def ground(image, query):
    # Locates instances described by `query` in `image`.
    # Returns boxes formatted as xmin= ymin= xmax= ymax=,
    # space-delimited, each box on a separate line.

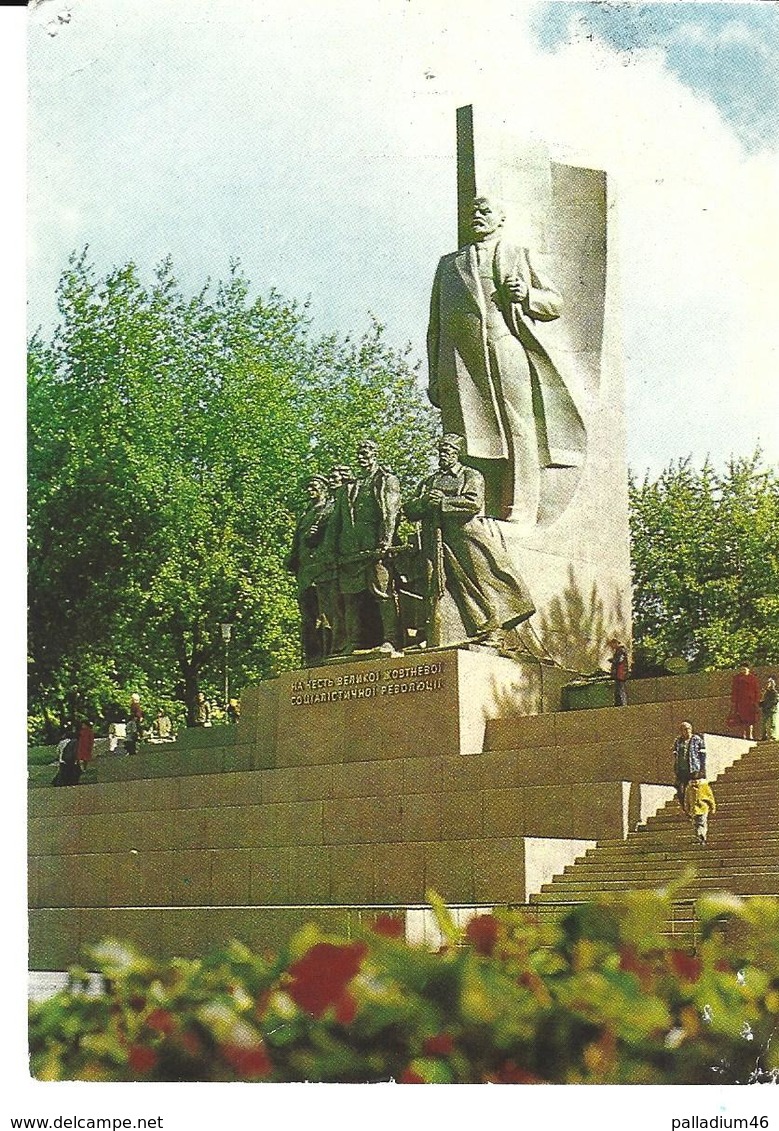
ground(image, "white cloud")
xmin=672 ymin=22 xmax=707 ymax=44
xmin=671 ymin=16 xmax=761 ymax=50
xmin=390 ymin=19 xmax=779 ymax=469
xmin=719 ymin=19 xmax=757 ymax=46
xmin=26 ymin=0 xmax=779 ymax=473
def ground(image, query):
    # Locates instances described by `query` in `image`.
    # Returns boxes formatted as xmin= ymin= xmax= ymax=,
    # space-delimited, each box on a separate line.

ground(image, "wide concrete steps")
xmin=28 ymin=669 xmax=776 ymax=969
xmin=531 ymin=740 xmax=778 ymax=906
xmin=532 ymin=879 xmax=779 ymax=902
xmin=589 ymin=828 xmax=779 ymax=856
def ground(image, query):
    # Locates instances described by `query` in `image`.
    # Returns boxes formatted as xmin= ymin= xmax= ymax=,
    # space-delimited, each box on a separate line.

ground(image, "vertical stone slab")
xmin=239 ymin=679 xmax=279 ymax=769
xmin=456 ymin=650 xmax=541 ymax=754
xmin=454 ymin=104 xmax=631 ymax=675
xmin=456 ymin=104 xmax=552 ymax=251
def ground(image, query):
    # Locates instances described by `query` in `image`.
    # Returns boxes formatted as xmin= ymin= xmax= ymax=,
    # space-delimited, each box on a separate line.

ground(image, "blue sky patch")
xmin=532 ymin=2 xmax=779 ymax=151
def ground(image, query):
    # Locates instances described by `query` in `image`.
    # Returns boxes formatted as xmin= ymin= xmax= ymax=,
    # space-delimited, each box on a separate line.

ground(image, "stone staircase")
xmin=529 ymin=740 xmax=779 ymax=917
xmin=28 ymin=665 xmax=776 ymax=967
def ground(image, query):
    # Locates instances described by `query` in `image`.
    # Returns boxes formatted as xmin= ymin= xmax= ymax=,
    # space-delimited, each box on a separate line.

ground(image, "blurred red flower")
xmin=128 ymin=1045 xmax=157 ymax=1074
xmin=465 ymin=914 xmax=498 ymax=956
xmin=221 ymin=1041 xmax=272 ymax=1079
xmin=669 ymin=950 xmax=702 ymax=982
xmin=334 ymin=992 xmax=358 ymax=1025
xmin=618 ymin=945 xmax=655 ymax=989
xmin=495 ymin=1059 xmax=543 ymax=1084
xmin=422 ymin=1033 xmax=455 ymax=1056
xmin=287 ymin=941 xmax=367 ymax=1018
xmin=399 ymin=1067 xmax=425 ymax=1083
xmin=178 ymin=1030 xmax=204 ymax=1058
xmin=145 ymin=1008 xmax=176 ymax=1035
xmin=372 ymin=914 xmax=405 ymax=939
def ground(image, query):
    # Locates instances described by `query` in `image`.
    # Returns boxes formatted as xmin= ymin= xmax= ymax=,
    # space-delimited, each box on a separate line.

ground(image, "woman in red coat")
xmin=730 ymin=664 xmax=761 ymax=740
xmin=76 ymin=720 xmax=95 ymax=771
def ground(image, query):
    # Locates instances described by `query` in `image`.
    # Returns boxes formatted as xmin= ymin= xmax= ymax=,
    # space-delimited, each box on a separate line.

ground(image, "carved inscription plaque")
xmin=290 ymin=661 xmax=445 ymax=706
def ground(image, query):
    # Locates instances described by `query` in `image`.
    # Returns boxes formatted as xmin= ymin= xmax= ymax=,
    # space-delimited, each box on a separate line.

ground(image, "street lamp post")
xmin=220 ymin=623 xmax=233 ymax=717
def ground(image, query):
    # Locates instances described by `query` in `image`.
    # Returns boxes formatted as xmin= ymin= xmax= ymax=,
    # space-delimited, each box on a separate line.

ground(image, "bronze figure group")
xmin=286 ymin=193 xmax=594 ymax=664
xmin=287 ymin=434 xmax=536 ymax=665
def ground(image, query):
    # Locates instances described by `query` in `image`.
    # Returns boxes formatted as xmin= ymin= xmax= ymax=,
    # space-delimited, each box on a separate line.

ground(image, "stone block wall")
xmin=28 ymin=667 xmax=762 ymax=967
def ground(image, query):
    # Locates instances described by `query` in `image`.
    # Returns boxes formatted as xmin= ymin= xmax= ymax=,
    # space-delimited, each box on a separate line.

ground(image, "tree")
xmin=629 ymin=453 xmax=779 ymax=672
xmin=28 ymin=254 xmax=437 ymax=737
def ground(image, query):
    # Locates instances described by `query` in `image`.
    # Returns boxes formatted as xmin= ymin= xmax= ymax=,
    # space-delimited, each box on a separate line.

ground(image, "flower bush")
xmin=29 ymin=889 xmax=779 ymax=1084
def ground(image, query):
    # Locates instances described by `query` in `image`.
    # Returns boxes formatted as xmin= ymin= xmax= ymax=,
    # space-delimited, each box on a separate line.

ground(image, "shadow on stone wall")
xmin=511 ymin=563 xmax=628 ymax=678
xmin=485 ymin=665 xmax=545 ymax=720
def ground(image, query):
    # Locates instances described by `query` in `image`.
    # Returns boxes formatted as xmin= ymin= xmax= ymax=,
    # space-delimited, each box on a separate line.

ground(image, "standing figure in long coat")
xmin=427 ymin=194 xmax=586 ymax=525
xmin=729 ymin=663 xmax=761 ymax=740
xmin=286 ymin=474 xmax=330 ymax=666
xmin=405 ymin=434 xmax=535 ymax=648
xmin=316 ymin=464 xmax=353 ymax=658
xmin=331 ymin=440 xmax=401 ymax=653
xmin=76 ymin=720 xmax=95 ymax=771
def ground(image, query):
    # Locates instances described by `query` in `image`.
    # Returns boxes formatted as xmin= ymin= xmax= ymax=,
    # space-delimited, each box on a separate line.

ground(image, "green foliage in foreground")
xmin=630 ymin=454 xmax=779 ymax=673
xmin=29 ymin=889 xmax=779 ymax=1084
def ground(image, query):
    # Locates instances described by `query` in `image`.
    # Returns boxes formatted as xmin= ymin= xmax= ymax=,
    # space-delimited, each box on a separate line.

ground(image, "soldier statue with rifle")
xmin=330 ymin=439 xmax=402 ymax=654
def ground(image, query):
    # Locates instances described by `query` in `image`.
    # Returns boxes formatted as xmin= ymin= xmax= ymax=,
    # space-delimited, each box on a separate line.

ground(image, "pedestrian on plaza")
xmin=607 ymin=637 xmax=629 ymax=707
xmin=125 ymin=715 xmax=139 ymax=756
xmin=196 ymin=692 xmax=212 ymax=727
xmin=76 ymin=720 xmax=95 ymax=771
xmin=125 ymin=692 xmax=145 ymax=754
xmin=226 ymin=698 xmax=241 ymax=725
xmin=672 ymin=720 xmax=716 ymax=845
xmin=759 ymin=677 xmax=778 ymax=742
xmin=53 ymin=730 xmax=81 ymax=786
xmin=129 ymin=692 xmax=144 ymax=730
xmin=154 ymin=710 xmax=174 ymax=741
xmin=728 ymin=663 xmax=761 ymax=740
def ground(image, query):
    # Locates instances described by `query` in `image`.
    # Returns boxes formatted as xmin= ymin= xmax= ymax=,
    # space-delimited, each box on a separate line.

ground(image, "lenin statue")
xmin=427 ymin=194 xmax=586 ymax=526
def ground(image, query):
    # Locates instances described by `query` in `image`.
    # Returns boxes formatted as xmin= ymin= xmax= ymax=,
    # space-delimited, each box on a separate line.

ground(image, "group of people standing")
xmin=287 ymin=435 xmax=535 ymax=666
xmin=607 ymin=648 xmax=778 ymax=745
xmin=52 ymin=689 xmax=244 ymax=784
xmin=286 ymin=440 xmax=399 ymax=664
xmin=52 ymin=719 xmax=95 ymax=786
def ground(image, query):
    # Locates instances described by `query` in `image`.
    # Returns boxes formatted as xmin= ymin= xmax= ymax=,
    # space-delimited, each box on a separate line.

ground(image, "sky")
xmin=25 ymin=0 xmax=779 ymax=478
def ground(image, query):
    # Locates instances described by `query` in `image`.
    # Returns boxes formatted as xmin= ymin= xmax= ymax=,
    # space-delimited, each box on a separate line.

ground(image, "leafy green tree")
xmin=28 ymin=254 xmax=436 ymax=737
xmin=629 ymin=453 xmax=779 ymax=672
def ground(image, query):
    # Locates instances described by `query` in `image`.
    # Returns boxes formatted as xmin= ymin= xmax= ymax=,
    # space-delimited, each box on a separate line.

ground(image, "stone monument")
xmin=285 ymin=473 xmax=331 ymax=667
xmin=428 ymin=195 xmax=585 ymax=527
xmin=330 ymin=438 xmax=402 ymax=654
xmin=404 ymin=433 xmax=535 ymax=648
xmin=424 ymin=105 xmax=631 ymax=674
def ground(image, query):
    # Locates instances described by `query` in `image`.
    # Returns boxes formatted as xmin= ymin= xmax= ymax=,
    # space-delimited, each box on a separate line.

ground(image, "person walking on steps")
xmin=673 ymin=719 xmax=716 ymax=845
